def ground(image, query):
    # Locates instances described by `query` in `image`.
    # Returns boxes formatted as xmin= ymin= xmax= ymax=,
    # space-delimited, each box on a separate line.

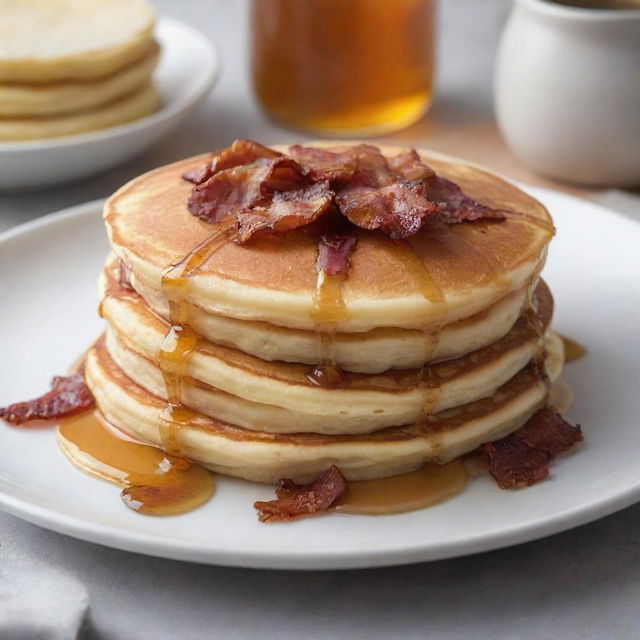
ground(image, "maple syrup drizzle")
xmin=382 ymin=238 xmax=448 ymax=419
xmin=307 ymin=267 xmax=350 ymax=386
xmin=57 ymin=411 xmax=214 ymax=515
xmin=159 ymin=218 xmax=237 ymax=456
xmin=560 ymin=335 xmax=587 ymax=362
xmin=335 ymin=460 xmax=467 ymax=515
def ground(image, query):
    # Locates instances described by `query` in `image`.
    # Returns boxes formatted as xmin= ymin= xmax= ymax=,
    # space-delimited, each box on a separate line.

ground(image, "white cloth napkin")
xmin=0 ymin=547 xmax=89 ymax=640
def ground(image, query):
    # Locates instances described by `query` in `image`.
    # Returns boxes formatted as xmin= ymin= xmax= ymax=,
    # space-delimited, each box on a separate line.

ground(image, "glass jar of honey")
xmin=250 ymin=0 xmax=435 ymax=136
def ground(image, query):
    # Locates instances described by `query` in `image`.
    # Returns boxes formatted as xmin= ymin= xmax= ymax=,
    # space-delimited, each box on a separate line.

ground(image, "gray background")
xmin=2 ymin=1 xmax=639 ymax=638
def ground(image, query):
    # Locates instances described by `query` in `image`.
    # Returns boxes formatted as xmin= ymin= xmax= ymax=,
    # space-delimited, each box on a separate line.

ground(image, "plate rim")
xmin=1 ymin=192 xmax=639 ymax=570
xmin=0 ymin=17 xmax=220 ymax=152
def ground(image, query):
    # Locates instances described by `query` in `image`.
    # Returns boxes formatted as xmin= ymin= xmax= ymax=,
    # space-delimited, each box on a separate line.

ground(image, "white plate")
xmin=0 ymin=19 xmax=219 ymax=191
xmin=0 ymin=189 xmax=638 ymax=570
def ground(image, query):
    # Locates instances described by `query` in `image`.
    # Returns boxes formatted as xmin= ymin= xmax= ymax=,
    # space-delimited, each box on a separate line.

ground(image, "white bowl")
xmin=0 ymin=18 xmax=219 ymax=191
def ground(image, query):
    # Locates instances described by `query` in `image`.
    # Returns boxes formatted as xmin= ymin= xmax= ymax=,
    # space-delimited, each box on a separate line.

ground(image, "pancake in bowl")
xmin=0 ymin=0 xmax=156 ymax=82
xmin=0 ymin=82 xmax=160 ymax=141
xmin=0 ymin=41 xmax=160 ymax=117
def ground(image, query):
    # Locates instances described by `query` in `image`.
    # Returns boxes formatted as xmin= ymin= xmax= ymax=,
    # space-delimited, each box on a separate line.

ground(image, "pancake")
xmin=101 ymin=264 xmax=554 ymax=433
xmin=0 ymin=0 xmax=155 ymax=82
xmin=0 ymin=41 xmax=160 ymax=117
xmin=0 ymin=82 xmax=160 ymax=141
xmin=84 ymin=332 xmax=564 ymax=483
xmin=105 ymin=256 xmax=530 ymax=373
xmin=104 ymin=144 xmax=554 ymax=332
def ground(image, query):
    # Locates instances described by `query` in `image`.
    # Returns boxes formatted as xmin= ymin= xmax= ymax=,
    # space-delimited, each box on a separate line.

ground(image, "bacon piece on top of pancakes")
xmin=237 ymin=180 xmax=334 ymax=243
xmin=0 ymin=374 xmax=94 ymax=426
xmin=184 ymin=139 xmax=507 ymax=242
xmin=182 ymin=139 xmax=281 ymax=185
xmin=294 ymin=143 xmax=441 ymax=239
xmin=254 ymin=466 xmax=348 ymax=522
xmin=335 ymin=180 xmax=439 ymax=239
xmin=482 ymin=408 xmax=583 ymax=489
xmin=288 ymin=144 xmax=357 ymax=184
xmin=388 ymin=148 xmax=436 ymax=181
xmin=317 ymin=234 xmax=358 ymax=276
xmin=424 ymin=174 xmax=506 ymax=224
xmin=188 ymin=156 xmax=308 ymax=225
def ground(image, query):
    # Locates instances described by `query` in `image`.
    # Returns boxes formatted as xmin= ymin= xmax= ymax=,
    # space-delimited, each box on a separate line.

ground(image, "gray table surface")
xmin=2 ymin=1 xmax=639 ymax=638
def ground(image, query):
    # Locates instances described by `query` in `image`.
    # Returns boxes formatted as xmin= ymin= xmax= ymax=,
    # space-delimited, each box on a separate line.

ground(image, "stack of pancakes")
xmin=0 ymin=0 xmax=160 ymax=141
xmin=86 ymin=144 xmax=561 ymax=484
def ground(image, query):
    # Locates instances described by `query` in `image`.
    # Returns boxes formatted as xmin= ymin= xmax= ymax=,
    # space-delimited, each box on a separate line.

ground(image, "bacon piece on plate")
xmin=424 ymin=174 xmax=506 ymax=224
xmin=317 ymin=234 xmax=358 ymax=275
xmin=254 ymin=466 xmax=348 ymax=522
xmin=336 ymin=181 xmax=439 ymax=239
xmin=183 ymin=140 xmax=281 ymax=185
xmin=482 ymin=408 xmax=583 ymax=489
xmin=236 ymin=180 xmax=333 ymax=243
xmin=0 ymin=374 xmax=94 ymax=426
xmin=515 ymin=407 xmax=584 ymax=455
xmin=482 ymin=438 xmax=552 ymax=489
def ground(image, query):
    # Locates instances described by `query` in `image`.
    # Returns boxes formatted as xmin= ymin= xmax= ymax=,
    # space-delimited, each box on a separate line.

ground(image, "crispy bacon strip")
xmin=483 ymin=439 xmax=552 ymax=489
xmin=516 ymin=407 xmax=584 ymax=455
xmin=336 ymin=181 xmax=439 ymax=239
xmin=236 ymin=181 xmax=333 ymax=243
xmin=188 ymin=156 xmax=313 ymax=232
xmin=182 ymin=162 xmax=215 ymax=186
xmin=327 ymin=146 xmax=439 ymax=239
xmin=259 ymin=156 xmax=309 ymax=192
xmin=317 ymin=234 xmax=358 ymax=275
xmin=482 ymin=408 xmax=583 ymax=489
xmin=183 ymin=140 xmax=281 ymax=185
xmin=187 ymin=162 xmax=266 ymax=223
xmin=288 ymin=145 xmax=356 ymax=184
xmin=424 ymin=174 xmax=506 ymax=224
xmin=389 ymin=149 xmax=435 ymax=181
xmin=254 ymin=466 xmax=348 ymax=522
xmin=0 ymin=374 xmax=94 ymax=426
xmin=185 ymin=139 xmax=512 ymax=240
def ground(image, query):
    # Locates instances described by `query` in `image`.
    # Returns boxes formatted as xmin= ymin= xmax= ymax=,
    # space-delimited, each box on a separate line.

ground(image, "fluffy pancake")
xmin=0 ymin=82 xmax=160 ymax=141
xmin=85 ymin=332 xmax=564 ymax=483
xmin=0 ymin=0 xmax=155 ymax=82
xmin=101 ymin=261 xmax=554 ymax=433
xmin=0 ymin=41 xmax=160 ymax=117
xmin=101 ymin=253 xmax=529 ymax=373
xmin=104 ymin=144 xmax=554 ymax=332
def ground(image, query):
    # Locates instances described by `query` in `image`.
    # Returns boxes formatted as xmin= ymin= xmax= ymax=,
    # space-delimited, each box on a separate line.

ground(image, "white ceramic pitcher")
xmin=495 ymin=0 xmax=640 ymax=187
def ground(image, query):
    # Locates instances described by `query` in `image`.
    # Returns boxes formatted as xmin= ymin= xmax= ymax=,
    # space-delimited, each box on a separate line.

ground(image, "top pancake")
xmin=105 ymin=143 xmax=554 ymax=332
xmin=0 ymin=0 xmax=155 ymax=82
